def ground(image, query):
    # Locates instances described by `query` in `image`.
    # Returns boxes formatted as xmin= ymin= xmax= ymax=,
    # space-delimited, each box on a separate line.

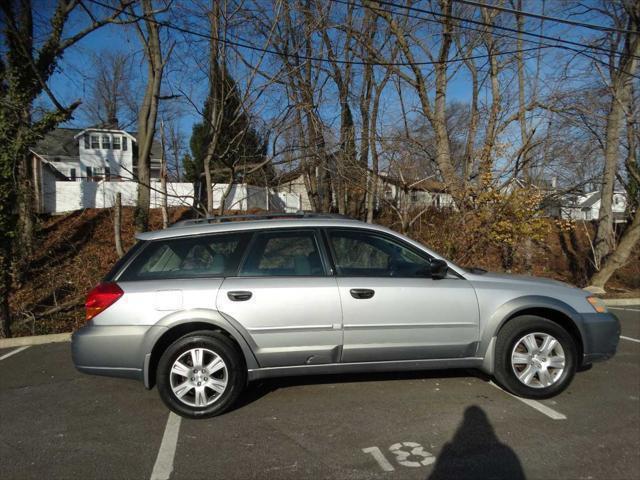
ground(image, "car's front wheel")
xmin=494 ymin=315 xmax=577 ymax=398
xmin=156 ymin=331 xmax=246 ymax=418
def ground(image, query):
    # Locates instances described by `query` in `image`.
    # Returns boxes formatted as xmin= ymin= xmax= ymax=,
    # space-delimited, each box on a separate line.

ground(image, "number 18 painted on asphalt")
xmin=362 ymin=442 xmax=436 ymax=472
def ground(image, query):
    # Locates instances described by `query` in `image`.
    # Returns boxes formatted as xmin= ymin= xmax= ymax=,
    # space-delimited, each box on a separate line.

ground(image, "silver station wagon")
xmin=72 ymin=213 xmax=620 ymax=418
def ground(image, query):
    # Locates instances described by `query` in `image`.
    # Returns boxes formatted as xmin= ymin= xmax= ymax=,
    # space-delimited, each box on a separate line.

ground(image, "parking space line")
xmin=0 ymin=346 xmax=30 ymax=361
xmin=620 ymin=335 xmax=640 ymax=344
xmin=489 ymin=381 xmax=567 ymax=420
xmin=150 ymin=412 xmax=182 ymax=480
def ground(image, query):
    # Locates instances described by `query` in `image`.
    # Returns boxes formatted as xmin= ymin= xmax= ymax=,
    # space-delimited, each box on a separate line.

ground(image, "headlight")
xmin=586 ymin=296 xmax=608 ymax=313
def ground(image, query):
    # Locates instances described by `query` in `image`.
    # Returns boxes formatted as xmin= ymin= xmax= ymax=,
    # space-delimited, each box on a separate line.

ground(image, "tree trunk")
xmin=589 ymin=209 xmax=640 ymax=290
xmin=218 ymin=171 xmax=235 ymax=215
xmin=160 ymin=122 xmax=169 ymax=229
xmin=114 ymin=192 xmax=124 ymax=258
xmin=592 ymin=4 xmax=639 ymax=266
xmin=593 ymin=86 xmax=626 ymax=265
xmin=134 ymin=0 xmax=164 ymax=233
xmin=0 ymin=249 xmax=12 ymax=338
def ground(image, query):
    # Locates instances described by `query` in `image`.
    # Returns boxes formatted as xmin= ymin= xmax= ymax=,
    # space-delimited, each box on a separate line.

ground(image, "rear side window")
xmin=240 ymin=230 xmax=325 ymax=277
xmin=118 ymin=233 xmax=251 ymax=281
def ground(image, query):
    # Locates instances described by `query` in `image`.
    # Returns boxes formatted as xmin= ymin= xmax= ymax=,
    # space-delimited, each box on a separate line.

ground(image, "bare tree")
xmin=133 ymin=0 xmax=172 ymax=233
xmin=591 ymin=0 xmax=640 ymax=275
xmin=83 ymin=50 xmax=138 ymax=129
xmin=0 ymin=0 xmax=132 ymax=337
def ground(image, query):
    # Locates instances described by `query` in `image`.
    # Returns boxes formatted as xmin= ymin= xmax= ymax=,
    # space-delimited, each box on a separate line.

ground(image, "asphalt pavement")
xmin=1 ymin=306 xmax=638 ymax=480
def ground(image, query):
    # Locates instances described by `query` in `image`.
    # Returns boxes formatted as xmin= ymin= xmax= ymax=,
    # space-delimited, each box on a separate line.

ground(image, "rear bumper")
xmin=580 ymin=312 xmax=620 ymax=365
xmin=71 ymin=322 xmax=150 ymax=382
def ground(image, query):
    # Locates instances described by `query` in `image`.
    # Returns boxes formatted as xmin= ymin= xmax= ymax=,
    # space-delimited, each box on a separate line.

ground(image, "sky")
xmin=38 ymin=0 xmax=610 ymax=173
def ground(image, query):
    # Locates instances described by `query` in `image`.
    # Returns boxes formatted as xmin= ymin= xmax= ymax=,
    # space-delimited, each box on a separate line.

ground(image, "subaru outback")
xmin=72 ymin=213 xmax=620 ymax=418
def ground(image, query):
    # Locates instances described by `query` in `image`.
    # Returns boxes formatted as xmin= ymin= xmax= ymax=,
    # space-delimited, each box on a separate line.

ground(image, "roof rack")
xmin=170 ymin=211 xmax=354 ymax=228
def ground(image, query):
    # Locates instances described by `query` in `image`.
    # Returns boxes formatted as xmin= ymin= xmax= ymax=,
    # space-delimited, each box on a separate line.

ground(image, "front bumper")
xmin=580 ymin=312 xmax=620 ymax=364
xmin=71 ymin=322 xmax=151 ymax=382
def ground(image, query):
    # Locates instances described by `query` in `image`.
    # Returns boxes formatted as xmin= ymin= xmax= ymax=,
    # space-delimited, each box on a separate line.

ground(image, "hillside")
xmin=6 ymin=208 xmax=639 ymax=338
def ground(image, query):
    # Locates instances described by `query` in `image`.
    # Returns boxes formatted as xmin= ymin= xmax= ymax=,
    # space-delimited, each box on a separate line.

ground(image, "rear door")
xmin=325 ymin=228 xmax=480 ymax=363
xmin=112 ymin=232 xmax=252 ymax=325
xmin=216 ymin=229 xmax=342 ymax=368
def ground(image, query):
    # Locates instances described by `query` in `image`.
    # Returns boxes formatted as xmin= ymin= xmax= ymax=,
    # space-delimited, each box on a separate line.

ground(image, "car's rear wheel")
xmin=157 ymin=331 xmax=246 ymax=418
xmin=494 ymin=315 xmax=577 ymax=399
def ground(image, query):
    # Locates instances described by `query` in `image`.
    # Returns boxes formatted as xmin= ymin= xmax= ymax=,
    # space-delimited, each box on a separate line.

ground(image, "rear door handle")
xmin=350 ymin=288 xmax=375 ymax=300
xmin=228 ymin=291 xmax=252 ymax=301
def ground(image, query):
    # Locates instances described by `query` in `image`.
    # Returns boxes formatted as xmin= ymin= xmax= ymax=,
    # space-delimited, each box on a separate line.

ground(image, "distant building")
xmin=30 ymin=126 xmax=163 ymax=182
xmin=275 ymin=168 xmax=454 ymax=212
xmin=29 ymin=126 xmax=164 ymax=214
xmin=548 ymin=191 xmax=628 ymax=222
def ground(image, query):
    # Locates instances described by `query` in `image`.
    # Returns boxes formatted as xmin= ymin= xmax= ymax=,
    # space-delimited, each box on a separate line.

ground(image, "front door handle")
xmin=350 ymin=288 xmax=375 ymax=300
xmin=228 ymin=291 xmax=252 ymax=301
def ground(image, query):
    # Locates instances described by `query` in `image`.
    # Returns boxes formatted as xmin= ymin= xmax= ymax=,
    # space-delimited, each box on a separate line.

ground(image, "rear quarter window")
xmin=118 ymin=232 xmax=251 ymax=281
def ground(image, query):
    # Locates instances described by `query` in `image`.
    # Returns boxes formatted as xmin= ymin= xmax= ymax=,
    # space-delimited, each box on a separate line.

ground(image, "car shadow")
xmin=428 ymin=405 xmax=526 ymax=480
xmin=231 ymin=368 xmax=490 ymax=413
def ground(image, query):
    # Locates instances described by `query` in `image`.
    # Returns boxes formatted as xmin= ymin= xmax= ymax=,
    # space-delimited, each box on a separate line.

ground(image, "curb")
xmin=603 ymin=298 xmax=640 ymax=307
xmin=0 ymin=332 xmax=71 ymax=349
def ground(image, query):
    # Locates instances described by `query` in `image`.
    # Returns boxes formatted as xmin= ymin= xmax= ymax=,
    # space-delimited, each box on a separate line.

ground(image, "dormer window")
xmin=112 ymin=136 xmax=121 ymax=150
xmin=102 ymin=135 xmax=111 ymax=149
xmin=91 ymin=135 xmax=100 ymax=149
xmin=122 ymin=137 xmax=128 ymax=151
xmin=84 ymin=135 xmax=90 ymax=149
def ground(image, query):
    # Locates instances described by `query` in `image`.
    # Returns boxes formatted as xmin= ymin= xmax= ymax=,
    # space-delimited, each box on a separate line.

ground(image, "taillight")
xmin=85 ymin=282 xmax=124 ymax=321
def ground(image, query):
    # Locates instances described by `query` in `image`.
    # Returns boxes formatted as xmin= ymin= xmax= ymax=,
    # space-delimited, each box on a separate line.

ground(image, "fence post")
xmin=114 ymin=192 xmax=124 ymax=258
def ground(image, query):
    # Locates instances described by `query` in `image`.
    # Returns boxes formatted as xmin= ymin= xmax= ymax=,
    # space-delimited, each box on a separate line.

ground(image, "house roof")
xmin=274 ymin=168 xmax=306 ymax=185
xmin=579 ymin=191 xmax=601 ymax=209
xmin=31 ymin=127 xmax=163 ymax=159
xmin=379 ymin=173 xmax=448 ymax=193
xmin=32 ymin=127 xmax=82 ymax=157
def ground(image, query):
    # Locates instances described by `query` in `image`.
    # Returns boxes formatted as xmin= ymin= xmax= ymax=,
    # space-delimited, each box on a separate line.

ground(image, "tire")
xmin=494 ymin=315 xmax=577 ymax=399
xmin=156 ymin=331 xmax=246 ymax=419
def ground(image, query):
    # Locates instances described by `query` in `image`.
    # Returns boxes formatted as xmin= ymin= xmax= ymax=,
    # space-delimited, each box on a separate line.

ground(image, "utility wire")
xmin=452 ymin=0 xmax=636 ymax=34
xmin=85 ymin=0 xmax=640 ymax=79
xmin=369 ymin=0 xmax=639 ymax=60
xmin=333 ymin=0 xmax=640 ymax=78
xmin=86 ymin=0 xmax=549 ymax=66
xmin=336 ymin=0 xmax=600 ymax=55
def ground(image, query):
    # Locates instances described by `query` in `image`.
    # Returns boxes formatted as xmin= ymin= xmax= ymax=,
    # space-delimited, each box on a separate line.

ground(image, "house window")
xmin=91 ymin=135 xmax=100 ymax=149
xmin=122 ymin=137 xmax=128 ymax=151
xmin=112 ymin=136 xmax=121 ymax=150
xmin=105 ymin=167 xmax=111 ymax=180
xmin=84 ymin=135 xmax=90 ymax=149
xmin=86 ymin=166 xmax=93 ymax=179
xmin=410 ymin=190 xmax=419 ymax=202
xmin=102 ymin=135 xmax=111 ymax=149
xmin=70 ymin=168 xmax=76 ymax=181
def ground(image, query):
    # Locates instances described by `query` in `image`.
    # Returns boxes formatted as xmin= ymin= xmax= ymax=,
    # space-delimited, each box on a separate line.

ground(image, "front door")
xmin=325 ymin=228 xmax=480 ymax=363
xmin=216 ymin=229 xmax=342 ymax=368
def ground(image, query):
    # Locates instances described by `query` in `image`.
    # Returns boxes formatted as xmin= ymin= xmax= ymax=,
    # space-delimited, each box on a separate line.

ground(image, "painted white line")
xmin=489 ymin=381 xmax=567 ymax=420
xmin=0 ymin=346 xmax=30 ymax=361
xmin=150 ymin=412 xmax=182 ymax=480
xmin=620 ymin=335 xmax=640 ymax=344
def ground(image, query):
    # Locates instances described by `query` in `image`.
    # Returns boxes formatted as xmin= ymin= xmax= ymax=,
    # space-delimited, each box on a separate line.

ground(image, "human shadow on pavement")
xmin=428 ymin=405 xmax=525 ymax=480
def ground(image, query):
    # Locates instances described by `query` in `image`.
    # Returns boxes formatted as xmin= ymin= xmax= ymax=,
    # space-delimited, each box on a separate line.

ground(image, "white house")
xmin=275 ymin=168 xmax=454 ymax=212
xmin=30 ymin=126 xmax=163 ymax=182
xmin=30 ymin=126 xmax=165 ymax=213
xmin=556 ymin=191 xmax=628 ymax=222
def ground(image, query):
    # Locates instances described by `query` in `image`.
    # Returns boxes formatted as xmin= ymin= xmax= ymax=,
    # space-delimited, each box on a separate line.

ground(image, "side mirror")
xmin=430 ymin=259 xmax=448 ymax=280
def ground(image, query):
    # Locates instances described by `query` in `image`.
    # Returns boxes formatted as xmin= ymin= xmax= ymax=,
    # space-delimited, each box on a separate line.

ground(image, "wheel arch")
xmin=480 ymin=297 xmax=585 ymax=375
xmin=142 ymin=309 xmax=259 ymax=389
